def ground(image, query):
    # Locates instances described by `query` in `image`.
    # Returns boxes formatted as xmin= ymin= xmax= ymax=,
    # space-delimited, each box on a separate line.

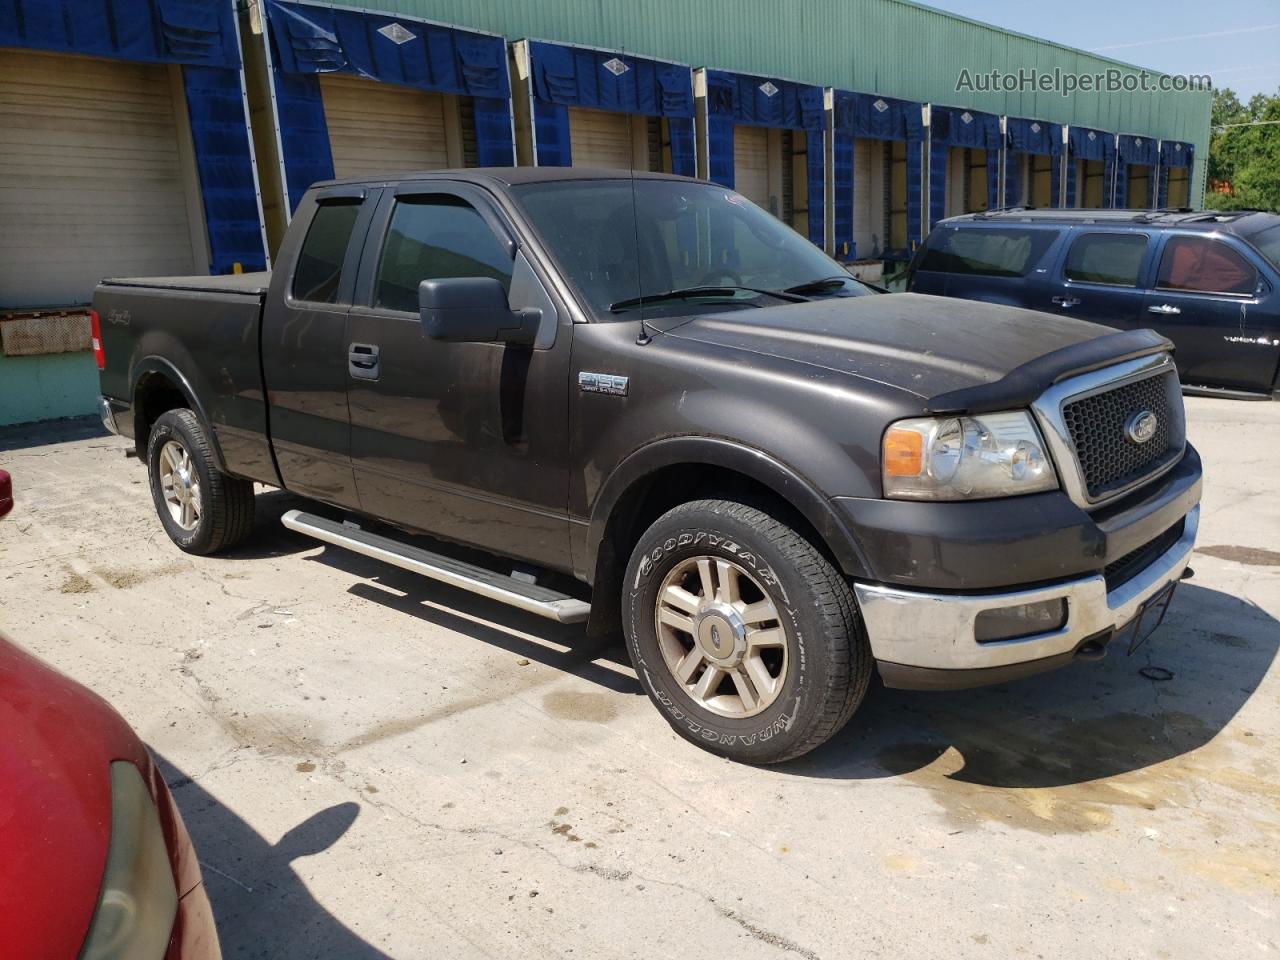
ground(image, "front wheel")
xmin=146 ymin=409 xmax=255 ymax=555
xmin=622 ymin=499 xmax=871 ymax=764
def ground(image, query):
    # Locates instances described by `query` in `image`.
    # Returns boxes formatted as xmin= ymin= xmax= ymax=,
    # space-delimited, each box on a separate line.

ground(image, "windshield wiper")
xmin=782 ymin=275 xmax=855 ymax=296
xmin=609 ymin=285 xmax=805 ymax=312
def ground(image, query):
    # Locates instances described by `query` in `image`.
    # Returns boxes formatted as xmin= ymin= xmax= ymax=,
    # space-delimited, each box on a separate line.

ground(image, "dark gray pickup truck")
xmin=94 ymin=168 xmax=1202 ymax=763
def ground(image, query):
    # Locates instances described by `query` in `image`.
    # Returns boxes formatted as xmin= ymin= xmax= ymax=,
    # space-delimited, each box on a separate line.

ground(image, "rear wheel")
xmin=623 ymin=499 xmax=871 ymax=764
xmin=146 ymin=409 xmax=255 ymax=555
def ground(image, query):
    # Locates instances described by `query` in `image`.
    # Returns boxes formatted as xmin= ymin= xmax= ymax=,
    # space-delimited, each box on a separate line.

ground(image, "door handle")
xmin=1052 ymin=296 xmax=1081 ymax=308
xmin=348 ymin=343 xmax=380 ymax=379
xmin=1147 ymin=304 xmax=1181 ymax=316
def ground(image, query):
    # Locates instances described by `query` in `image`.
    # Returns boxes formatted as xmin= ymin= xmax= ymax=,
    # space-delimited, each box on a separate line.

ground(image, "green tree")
xmin=1209 ymin=86 xmax=1280 ymax=211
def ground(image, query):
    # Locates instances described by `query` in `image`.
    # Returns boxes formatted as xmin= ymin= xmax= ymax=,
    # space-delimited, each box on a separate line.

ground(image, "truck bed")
xmin=100 ymin=271 xmax=271 ymax=297
xmin=94 ymin=272 xmax=277 ymax=486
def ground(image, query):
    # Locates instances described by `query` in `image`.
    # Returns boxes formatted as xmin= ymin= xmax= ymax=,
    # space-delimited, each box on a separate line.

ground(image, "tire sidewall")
xmin=623 ymin=505 xmax=838 ymax=763
xmin=146 ymin=412 xmax=213 ymax=553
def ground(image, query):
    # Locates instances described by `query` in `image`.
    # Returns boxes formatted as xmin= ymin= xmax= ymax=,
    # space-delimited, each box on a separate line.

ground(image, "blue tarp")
xmin=927 ymin=106 xmax=1001 ymax=227
xmin=526 ymin=40 xmax=695 ymax=176
xmin=1158 ymin=140 xmax=1195 ymax=207
xmin=265 ymin=0 xmax=515 ymax=211
xmin=830 ymin=91 xmax=924 ymax=260
xmin=1004 ymin=117 xmax=1064 ymax=209
xmin=1114 ymin=133 xmax=1160 ymax=208
xmin=0 ymin=0 xmax=240 ymax=68
xmin=704 ymin=70 xmax=825 ymax=247
xmin=1067 ymin=126 xmax=1116 ymax=208
xmin=0 ymin=0 xmax=265 ymax=273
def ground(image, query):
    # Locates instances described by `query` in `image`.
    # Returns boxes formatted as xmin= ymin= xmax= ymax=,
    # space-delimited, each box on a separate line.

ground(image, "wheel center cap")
xmin=696 ymin=608 xmax=746 ymax=667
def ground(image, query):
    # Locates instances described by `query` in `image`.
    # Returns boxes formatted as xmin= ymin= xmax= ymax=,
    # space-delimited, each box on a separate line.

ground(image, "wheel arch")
xmin=131 ymin=357 xmax=227 ymax=471
xmin=580 ymin=437 xmax=872 ymax=638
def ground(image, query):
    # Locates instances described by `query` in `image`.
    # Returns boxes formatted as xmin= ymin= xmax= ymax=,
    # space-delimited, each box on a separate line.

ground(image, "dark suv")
xmin=907 ymin=209 xmax=1280 ymax=398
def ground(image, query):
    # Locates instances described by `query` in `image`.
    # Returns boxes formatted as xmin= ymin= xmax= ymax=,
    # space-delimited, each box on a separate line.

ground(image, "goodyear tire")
xmin=146 ymin=409 xmax=255 ymax=555
xmin=623 ymin=499 xmax=871 ymax=764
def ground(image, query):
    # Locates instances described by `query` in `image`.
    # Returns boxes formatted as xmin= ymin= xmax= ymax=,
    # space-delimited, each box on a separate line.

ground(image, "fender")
xmin=585 ymin=436 xmax=873 ymax=581
xmin=130 ymin=356 xmax=229 ymax=473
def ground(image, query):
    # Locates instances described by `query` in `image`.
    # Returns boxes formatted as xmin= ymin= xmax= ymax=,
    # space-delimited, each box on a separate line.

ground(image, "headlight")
xmin=80 ymin=762 xmax=177 ymax=960
xmin=882 ymin=410 xmax=1057 ymax=500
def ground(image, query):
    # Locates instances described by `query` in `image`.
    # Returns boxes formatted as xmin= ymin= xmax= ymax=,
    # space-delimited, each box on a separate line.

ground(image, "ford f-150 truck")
xmin=94 ymin=168 xmax=1202 ymax=763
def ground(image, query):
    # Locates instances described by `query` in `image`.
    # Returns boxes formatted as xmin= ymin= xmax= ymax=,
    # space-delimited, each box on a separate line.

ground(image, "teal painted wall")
xmin=0 ymin=353 xmax=99 ymax=427
xmin=322 ymin=0 xmax=1212 ymax=201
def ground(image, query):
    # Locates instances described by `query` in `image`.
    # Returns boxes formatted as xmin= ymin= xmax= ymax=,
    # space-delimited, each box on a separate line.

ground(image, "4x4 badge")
xmin=1125 ymin=410 xmax=1158 ymax=445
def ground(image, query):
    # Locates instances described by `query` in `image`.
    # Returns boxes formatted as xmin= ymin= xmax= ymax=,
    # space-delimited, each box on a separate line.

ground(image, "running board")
xmin=1182 ymin=383 xmax=1273 ymax=401
xmin=281 ymin=510 xmax=591 ymax=624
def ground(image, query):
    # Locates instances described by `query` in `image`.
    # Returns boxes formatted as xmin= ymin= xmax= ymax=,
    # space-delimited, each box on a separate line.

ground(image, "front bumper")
xmin=856 ymin=504 xmax=1198 ymax=690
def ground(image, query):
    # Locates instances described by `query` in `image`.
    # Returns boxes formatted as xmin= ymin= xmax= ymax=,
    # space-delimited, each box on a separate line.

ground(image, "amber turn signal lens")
xmin=883 ymin=428 xmax=923 ymax=478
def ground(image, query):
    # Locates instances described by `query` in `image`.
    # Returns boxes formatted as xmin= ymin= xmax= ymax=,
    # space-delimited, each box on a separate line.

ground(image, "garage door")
xmin=0 ymin=49 xmax=199 ymax=309
xmin=568 ymin=106 xmax=634 ymax=169
xmin=320 ymin=74 xmax=448 ymax=179
xmin=734 ymin=124 xmax=769 ymax=210
xmin=852 ymin=137 xmax=876 ymax=255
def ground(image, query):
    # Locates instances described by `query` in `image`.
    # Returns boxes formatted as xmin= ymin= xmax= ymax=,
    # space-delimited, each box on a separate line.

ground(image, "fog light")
xmin=975 ymin=599 xmax=1067 ymax=643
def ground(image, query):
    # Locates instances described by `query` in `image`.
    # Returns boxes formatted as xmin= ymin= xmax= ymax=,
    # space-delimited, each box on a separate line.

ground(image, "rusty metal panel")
xmin=0 ymin=311 xmax=92 ymax=357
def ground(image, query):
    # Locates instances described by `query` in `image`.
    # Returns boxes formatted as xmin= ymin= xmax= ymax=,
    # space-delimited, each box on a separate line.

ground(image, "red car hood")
xmin=0 ymin=635 xmax=185 ymax=958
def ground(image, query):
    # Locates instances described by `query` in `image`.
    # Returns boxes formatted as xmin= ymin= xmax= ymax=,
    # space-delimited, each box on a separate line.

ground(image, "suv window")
xmin=1245 ymin=222 xmax=1280 ymax=272
xmin=1156 ymin=236 xmax=1257 ymax=296
xmin=293 ymin=200 xmax=361 ymax=303
xmin=918 ymin=227 xmax=1059 ymax=278
xmin=375 ymin=195 xmax=513 ymax=313
xmin=1064 ymin=232 xmax=1148 ymax=286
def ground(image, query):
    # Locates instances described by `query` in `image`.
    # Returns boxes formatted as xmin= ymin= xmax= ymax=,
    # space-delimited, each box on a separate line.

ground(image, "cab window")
xmin=293 ymin=200 xmax=361 ymax=304
xmin=374 ymin=195 xmax=513 ymax=313
xmin=1064 ymin=233 xmax=1148 ymax=286
xmin=1156 ymin=236 xmax=1257 ymax=296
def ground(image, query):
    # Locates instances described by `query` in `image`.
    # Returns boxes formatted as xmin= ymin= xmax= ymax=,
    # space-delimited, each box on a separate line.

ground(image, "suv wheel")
xmin=146 ymin=409 xmax=255 ymax=555
xmin=623 ymin=499 xmax=871 ymax=764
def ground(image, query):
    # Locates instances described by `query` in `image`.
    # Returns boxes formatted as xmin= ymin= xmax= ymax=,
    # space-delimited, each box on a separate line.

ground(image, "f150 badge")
xmin=578 ymin=372 xmax=629 ymax=396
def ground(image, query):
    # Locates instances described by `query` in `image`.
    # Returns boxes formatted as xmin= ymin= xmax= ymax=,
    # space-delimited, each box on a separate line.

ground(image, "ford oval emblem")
xmin=1125 ymin=410 xmax=1159 ymax=445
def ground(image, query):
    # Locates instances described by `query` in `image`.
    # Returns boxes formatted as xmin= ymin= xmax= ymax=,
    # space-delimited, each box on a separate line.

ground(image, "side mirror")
xmin=418 ymin=277 xmax=539 ymax=345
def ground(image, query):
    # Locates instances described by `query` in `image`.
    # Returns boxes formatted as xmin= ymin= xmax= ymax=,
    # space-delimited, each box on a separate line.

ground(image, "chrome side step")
xmin=281 ymin=510 xmax=591 ymax=624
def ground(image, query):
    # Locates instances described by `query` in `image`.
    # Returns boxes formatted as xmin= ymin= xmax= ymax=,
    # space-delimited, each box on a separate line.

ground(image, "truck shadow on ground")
xmin=788 ymin=582 xmax=1279 ymax=794
xmin=153 ymin=755 xmax=391 ymax=960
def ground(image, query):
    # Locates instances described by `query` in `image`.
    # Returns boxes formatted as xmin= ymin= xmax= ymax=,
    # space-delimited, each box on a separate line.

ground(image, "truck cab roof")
xmin=313 ymin=166 xmax=707 ymax=190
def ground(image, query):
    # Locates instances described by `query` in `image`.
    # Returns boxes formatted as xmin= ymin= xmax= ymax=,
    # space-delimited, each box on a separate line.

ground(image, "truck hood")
xmin=658 ymin=293 xmax=1168 ymax=411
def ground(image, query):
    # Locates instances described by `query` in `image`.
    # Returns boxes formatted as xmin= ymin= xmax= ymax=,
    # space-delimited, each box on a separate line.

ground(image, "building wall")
xmin=0 ymin=353 xmax=100 ymax=427
xmin=319 ymin=0 xmax=1211 ymax=202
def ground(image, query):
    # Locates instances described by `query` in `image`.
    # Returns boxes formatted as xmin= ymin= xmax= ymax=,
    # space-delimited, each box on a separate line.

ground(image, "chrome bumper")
xmin=853 ymin=505 xmax=1198 ymax=671
xmin=97 ymin=396 xmax=118 ymax=435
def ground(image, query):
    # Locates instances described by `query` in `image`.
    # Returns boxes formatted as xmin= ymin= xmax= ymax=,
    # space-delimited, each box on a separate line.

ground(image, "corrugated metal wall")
xmin=319 ymin=0 xmax=1211 ymax=200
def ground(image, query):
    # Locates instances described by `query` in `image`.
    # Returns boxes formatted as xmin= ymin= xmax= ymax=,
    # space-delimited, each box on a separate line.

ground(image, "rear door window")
xmin=918 ymin=227 xmax=1059 ymax=277
xmin=374 ymin=195 xmax=513 ymax=313
xmin=293 ymin=200 xmax=361 ymax=304
xmin=1156 ymin=236 xmax=1257 ymax=296
xmin=1064 ymin=232 xmax=1148 ymax=286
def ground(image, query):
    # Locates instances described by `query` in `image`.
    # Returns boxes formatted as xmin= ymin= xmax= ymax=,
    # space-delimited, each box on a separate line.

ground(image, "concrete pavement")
xmin=0 ymin=397 xmax=1276 ymax=959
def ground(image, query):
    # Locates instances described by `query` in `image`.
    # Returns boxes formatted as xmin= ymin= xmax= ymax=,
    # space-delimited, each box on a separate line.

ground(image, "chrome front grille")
xmin=1062 ymin=370 xmax=1184 ymax=500
xmin=1030 ymin=353 xmax=1186 ymax=511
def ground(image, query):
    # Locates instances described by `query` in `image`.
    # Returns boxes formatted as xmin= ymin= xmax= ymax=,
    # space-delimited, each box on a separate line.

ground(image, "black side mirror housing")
xmin=418 ymin=277 xmax=539 ymax=345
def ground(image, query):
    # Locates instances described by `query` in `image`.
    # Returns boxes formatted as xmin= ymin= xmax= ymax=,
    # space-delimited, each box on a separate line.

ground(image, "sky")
xmin=920 ymin=0 xmax=1280 ymax=101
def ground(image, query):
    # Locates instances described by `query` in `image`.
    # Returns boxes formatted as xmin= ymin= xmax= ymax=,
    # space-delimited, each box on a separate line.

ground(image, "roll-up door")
xmin=320 ymin=74 xmax=448 ymax=179
xmin=733 ymin=124 xmax=770 ymax=209
xmin=568 ymin=106 xmax=635 ymax=169
xmin=0 ymin=49 xmax=200 ymax=308
xmin=852 ymin=138 xmax=876 ymax=255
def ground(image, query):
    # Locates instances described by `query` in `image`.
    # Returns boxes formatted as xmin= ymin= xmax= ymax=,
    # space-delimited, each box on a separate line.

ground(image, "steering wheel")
xmin=698 ymin=268 xmax=744 ymax=287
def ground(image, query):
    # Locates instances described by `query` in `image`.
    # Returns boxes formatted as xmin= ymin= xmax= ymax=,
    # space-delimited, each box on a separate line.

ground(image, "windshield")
xmin=511 ymin=178 xmax=869 ymax=319
xmin=1245 ymin=222 xmax=1280 ymax=271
